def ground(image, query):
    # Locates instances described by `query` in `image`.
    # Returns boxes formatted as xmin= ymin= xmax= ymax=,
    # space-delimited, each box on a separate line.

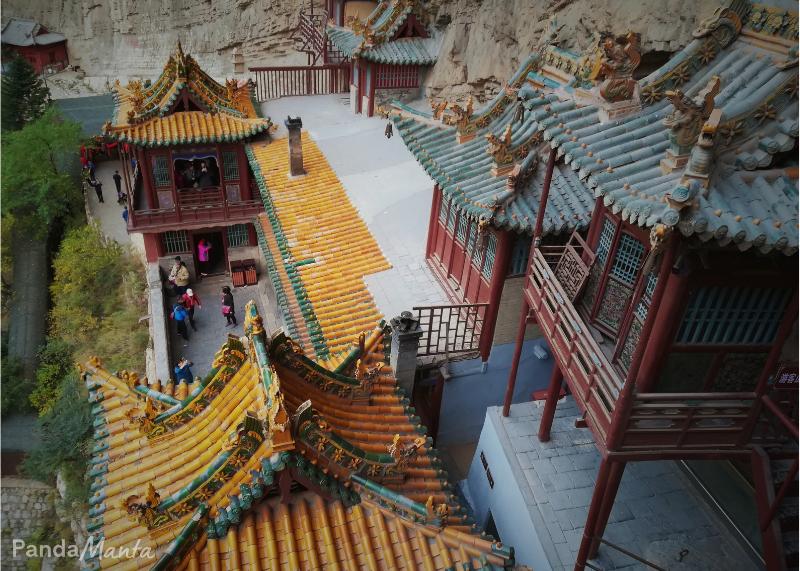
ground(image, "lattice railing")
xmin=413 ymin=303 xmax=489 ymax=357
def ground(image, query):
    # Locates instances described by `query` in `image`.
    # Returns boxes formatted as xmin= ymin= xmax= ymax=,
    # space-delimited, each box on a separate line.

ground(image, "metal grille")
xmin=152 ymin=156 xmax=170 ymax=187
xmin=610 ymin=233 xmax=645 ymax=285
xmin=447 ymin=203 xmax=458 ymax=232
xmin=676 ymin=286 xmax=791 ymax=345
xmin=163 ymin=230 xmax=189 ymax=254
xmin=456 ymin=214 xmax=468 ymax=244
xmin=227 ymin=224 xmax=250 ymax=248
xmin=222 ymin=151 xmax=240 ymax=181
xmin=439 ymin=196 xmax=449 ymax=223
xmin=635 ymin=272 xmax=659 ymax=320
xmin=414 ymin=303 xmax=489 ymax=357
xmin=482 ymin=233 xmax=497 ymax=279
xmin=596 ymin=218 xmax=615 ymax=265
xmin=508 ymin=234 xmax=531 ymax=276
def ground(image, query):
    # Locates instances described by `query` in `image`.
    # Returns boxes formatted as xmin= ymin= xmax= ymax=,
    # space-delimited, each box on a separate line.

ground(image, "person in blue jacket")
xmin=174 ymin=357 xmax=194 ymax=384
xmin=171 ymin=300 xmax=190 ymax=345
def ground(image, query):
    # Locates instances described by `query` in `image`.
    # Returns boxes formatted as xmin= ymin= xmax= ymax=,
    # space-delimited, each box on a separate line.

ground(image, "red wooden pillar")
xmin=368 ymin=62 xmax=376 ymax=117
xmin=502 ymin=298 xmax=530 ymax=417
xmin=537 ymin=365 xmax=564 ymax=442
xmin=137 ymin=147 xmax=156 ymax=210
xmin=607 ymin=234 xmax=679 ymax=451
xmin=574 ymin=457 xmax=613 ymax=570
xmin=239 ymin=147 xmax=252 ymax=201
xmin=636 ymin=256 xmax=691 ymax=392
xmin=478 ymin=229 xmax=514 ymax=363
xmin=588 ymin=460 xmax=626 ymax=558
xmin=143 ymin=233 xmax=162 ymax=263
xmin=585 ymin=198 xmax=604 ymax=252
xmin=426 ymin=184 xmax=441 ymax=258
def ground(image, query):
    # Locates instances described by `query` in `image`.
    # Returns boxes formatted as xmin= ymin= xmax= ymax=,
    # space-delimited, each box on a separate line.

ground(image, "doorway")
xmin=193 ymin=231 xmax=226 ymax=277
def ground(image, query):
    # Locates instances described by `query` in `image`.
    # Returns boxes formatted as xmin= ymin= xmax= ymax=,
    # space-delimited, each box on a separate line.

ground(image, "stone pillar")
xmin=284 ymin=116 xmax=305 ymax=177
xmin=389 ymin=311 xmax=423 ymax=396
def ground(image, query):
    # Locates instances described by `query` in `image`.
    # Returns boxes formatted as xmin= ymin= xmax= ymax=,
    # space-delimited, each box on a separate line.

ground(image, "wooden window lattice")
xmin=447 ymin=203 xmax=458 ymax=232
xmin=456 ymin=214 xmax=468 ymax=244
xmin=481 ymin=232 xmax=497 ymax=279
xmin=163 ymin=230 xmax=189 ymax=254
xmin=152 ymin=155 xmax=170 ymax=187
xmin=222 ymin=151 xmax=240 ymax=181
xmin=596 ymin=218 xmax=615 ymax=266
xmin=676 ymin=286 xmax=791 ymax=345
xmin=227 ymin=224 xmax=250 ymax=248
xmin=438 ymin=196 xmax=449 ymax=224
xmin=609 ymin=233 xmax=645 ymax=286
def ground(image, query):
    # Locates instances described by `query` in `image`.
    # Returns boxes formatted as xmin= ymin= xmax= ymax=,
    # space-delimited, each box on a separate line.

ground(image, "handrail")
xmin=584 ymin=539 xmax=666 ymax=571
xmin=761 ymin=394 xmax=799 ymax=440
xmin=633 ymin=391 xmax=757 ymax=402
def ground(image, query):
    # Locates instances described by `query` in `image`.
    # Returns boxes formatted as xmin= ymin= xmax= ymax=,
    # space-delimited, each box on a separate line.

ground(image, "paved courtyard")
xmin=263 ymin=95 xmax=448 ymax=322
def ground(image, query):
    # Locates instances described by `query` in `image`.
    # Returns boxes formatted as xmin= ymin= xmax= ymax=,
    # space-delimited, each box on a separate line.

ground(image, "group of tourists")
xmin=167 ymin=256 xmax=238 ymax=347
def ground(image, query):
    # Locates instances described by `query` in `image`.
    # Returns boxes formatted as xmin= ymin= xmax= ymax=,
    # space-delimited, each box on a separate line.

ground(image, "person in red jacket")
xmin=180 ymin=288 xmax=202 ymax=331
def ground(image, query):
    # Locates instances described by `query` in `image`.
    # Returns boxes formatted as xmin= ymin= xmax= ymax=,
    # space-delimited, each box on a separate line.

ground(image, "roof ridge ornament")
xmin=661 ymin=75 xmax=721 ymax=173
xmin=692 ymin=6 xmax=743 ymax=49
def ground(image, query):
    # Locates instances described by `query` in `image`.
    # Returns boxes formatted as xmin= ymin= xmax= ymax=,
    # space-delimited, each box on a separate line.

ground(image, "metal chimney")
xmin=284 ymin=116 xmax=305 ymax=177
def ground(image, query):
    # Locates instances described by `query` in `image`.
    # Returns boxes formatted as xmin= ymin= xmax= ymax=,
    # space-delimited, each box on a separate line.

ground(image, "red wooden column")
xmin=606 ymin=233 xmax=679 ymax=451
xmin=426 ymin=185 xmax=441 ymax=258
xmin=501 ymin=146 xmax=557 ymax=416
xmin=367 ymin=62 xmax=376 ymax=117
xmin=478 ymin=229 xmax=514 ymax=364
xmin=137 ymin=147 xmax=156 ymax=210
xmin=502 ymin=298 xmax=530 ymax=417
xmin=588 ymin=460 xmax=627 ymax=558
xmin=636 ymin=255 xmax=690 ymax=392
xmin=574 ymin=457 xmax=613 ymax=570
xmin=143 ymin=233 xmax=162 ymax=263
xmin=537 ymin=365 xmax=564 ymax=441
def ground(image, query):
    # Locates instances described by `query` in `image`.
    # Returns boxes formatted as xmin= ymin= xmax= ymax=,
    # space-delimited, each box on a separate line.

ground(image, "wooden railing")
xmin=526 ymin=247 xmax=620 ymax=441
xmin=250 ymin=65 xmax=350 ymax=101
xmin=129 ymin=187 xmax=262 ymax=230
xmin=294 ymin=9 xmax=326 ymax=63
xmin=619 ymin=392 xmax=758 ymax=451
xmin=413 ymin=303 xmax=488 ymax=357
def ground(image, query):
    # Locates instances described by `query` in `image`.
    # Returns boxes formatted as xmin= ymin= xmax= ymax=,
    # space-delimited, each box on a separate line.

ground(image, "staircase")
xmin=290 ymin=3 xmax=349 ymax=66
xmin=752 ymin=391 xmax=799 ymax=570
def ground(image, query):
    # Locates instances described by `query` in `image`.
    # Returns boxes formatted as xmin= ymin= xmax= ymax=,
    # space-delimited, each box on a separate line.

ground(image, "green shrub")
xmin=30 ymin=339 xmax=74 ymax=415
xmin=1 ymin=355 xmax=33 ymax=415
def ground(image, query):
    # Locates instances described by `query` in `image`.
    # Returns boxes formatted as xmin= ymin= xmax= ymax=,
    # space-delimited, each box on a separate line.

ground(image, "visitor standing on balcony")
xmin=89 ymin=177 xmax=104 ymax=203
xmin=180 ymin=288 xmax=202 ymax=331
xmin=221 ymin=286 xmax=237 ymax=327
xmin=197 ymin=239 xmax=212 ymax=277
xmin=174 ymin=261 xmax=191 ymax=296
xmin=171 ymin=300 xmax=190 ymax=346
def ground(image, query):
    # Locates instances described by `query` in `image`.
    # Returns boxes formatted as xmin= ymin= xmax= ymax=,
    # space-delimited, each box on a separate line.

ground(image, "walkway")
xmin=165 ymin=275 xmax=259 ymax=378
xmin=85 ymin=160 xmax=135 ymax=248
xmin=262 ymin=95 xmax=448 ymax=321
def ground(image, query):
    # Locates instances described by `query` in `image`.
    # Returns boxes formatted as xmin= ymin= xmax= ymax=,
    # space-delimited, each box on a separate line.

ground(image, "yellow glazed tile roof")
xmin=250 ymin=133 xmax=391 ymax=359
xmin=105 ymin=41 xmax=271 ymax=146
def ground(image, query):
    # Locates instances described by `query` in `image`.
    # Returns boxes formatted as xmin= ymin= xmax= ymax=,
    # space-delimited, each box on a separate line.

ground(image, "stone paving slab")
xmin=491 ymin=398 xmax=760 ymax=571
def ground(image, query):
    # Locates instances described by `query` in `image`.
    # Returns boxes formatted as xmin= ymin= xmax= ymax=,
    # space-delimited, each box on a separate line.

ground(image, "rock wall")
xmin=2 ymin=0 xmax=310 ymax=84
xmin=1 ymin=478 xmax=54 ymax=570
xmin=423 ymin=0 xmax=725 ymax=101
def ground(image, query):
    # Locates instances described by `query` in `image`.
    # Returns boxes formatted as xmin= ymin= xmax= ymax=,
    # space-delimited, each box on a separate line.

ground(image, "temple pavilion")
xmin=103 ymin=42 xmax=271 ymax=278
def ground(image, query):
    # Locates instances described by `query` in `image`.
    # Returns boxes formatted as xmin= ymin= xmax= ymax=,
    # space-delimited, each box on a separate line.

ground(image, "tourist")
xmin=167 ymin=256 xmax=183 ymax=295
xmin=88 ymin=159 xmax=96 ymax=178
xmin=112 ymin=170 xmax=123 ymax=201
xmin=89 ymin=177 xmax=104 ymax=203
xmin=180 ymin=288 xmax=202 ymax=331
xmin=221 ymin=286 xmax=237 ymax=327
xmin=171 ymin=300 xmax=190 ymax=345
xmin=173 ymin=261 xmax=191 ymax=296
xmin=514 ymin=96 xmax=526 ymax=126
xmin=174 ymin=357 xmax=194 ymax=384
xmin=385 ymin=122 xmax=393 ymax=138
xmin=198 ymin=161 xmax=213 ymax=187
xmin=197 ymin=238 xmax=212 ymax=276
xmin=122 ymin=206 xmax=129 ymax=224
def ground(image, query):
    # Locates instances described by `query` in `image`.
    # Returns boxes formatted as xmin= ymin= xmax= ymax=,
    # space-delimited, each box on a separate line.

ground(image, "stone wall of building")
xmin=1 ymin=478 xmax=55 ymax=570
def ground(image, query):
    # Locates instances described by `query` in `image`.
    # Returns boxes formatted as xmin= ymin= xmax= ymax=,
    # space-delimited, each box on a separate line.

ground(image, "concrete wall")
xmin=228 ymin=245 xmax=265 ymax=275
xmin=147 ymin=263 xmax=172 ymax=385
xmin=466 ymin=408 xmax=552 ymax=570
xmin=437 ymin=337 xmax=554 ymax=446
xmin=492 ymin=276 xmax=542 ymax=346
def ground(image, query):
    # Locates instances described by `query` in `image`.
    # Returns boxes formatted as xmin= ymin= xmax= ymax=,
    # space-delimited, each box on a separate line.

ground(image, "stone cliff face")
xmin=2 ymin=0 xmax=309 ymax=83
xmin=422 ymin=0 xmax=724 ymax=101
xmin=5 ymin=0 xmax=723 ymax=100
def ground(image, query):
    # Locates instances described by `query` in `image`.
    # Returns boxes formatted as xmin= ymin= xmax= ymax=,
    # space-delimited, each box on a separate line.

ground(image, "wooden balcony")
xmin=128 ymin=187 xmax=263 ymax=232
xmin=525 ymin=243 xmax=788 ymax=456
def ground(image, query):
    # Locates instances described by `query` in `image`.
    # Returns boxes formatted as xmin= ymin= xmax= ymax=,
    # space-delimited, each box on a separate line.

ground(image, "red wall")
xmin=5 ymin=42 xmax=68 ymax=74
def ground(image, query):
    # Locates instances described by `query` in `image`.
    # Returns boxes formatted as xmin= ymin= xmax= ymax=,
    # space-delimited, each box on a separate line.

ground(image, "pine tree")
xmin=1 ymin=54 xmax=50 ymax=131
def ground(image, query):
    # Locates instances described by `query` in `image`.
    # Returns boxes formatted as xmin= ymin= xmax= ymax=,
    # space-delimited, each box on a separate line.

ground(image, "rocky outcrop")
xmin=422 ymin=0 xmax=724 ymax=101
xmin=2 ymin=0 xmax=309 ymax=84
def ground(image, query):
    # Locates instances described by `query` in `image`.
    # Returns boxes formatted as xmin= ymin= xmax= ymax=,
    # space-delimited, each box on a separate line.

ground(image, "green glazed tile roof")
xmin=393 ymin=8 xmax=799 ymax=254
xmin=328 ymin=25 xmax=437 ymax=65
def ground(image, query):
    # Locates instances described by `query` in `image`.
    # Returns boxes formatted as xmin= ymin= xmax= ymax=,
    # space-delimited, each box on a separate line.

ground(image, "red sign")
xmin=775 ymin=363 xmax=799 ymax=389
